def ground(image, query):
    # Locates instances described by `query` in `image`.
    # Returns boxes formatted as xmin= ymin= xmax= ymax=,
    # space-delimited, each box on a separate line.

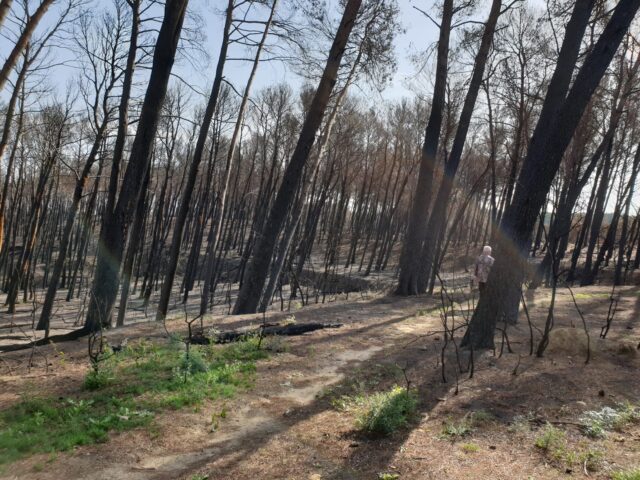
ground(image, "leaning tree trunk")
xmin=418 ymin=0 xmax=502 ymax=293
xmin=0 ymin=54 xmax=27 ymax=254
xmin=104 ymin=0 xmax=140 ymax=218
xmin=233 ymin=0 xmax=363 ymax=314
xmin=396 ymin=0 xmax=453 ymax=296
xmin=0 ymin=0 xmax=54 ymax=92
xmin=199 ymin=0 xmax=277 ymax=316
xmin=155 ymin=0 xmax=233 ymax=322
xmin=84 ymin=0 xmax=189 ymax=333
xmin=462 ymin=0 xmax=640 ymax=349
xmin=0 ymin=0 xmax=12 ymax=30
xmin=36 ymin=121 xmax=109 ymax=333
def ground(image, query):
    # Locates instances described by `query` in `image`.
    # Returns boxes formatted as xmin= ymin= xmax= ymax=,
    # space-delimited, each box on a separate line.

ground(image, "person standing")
xmin=474 ymin=245 xmax=494 ymax=295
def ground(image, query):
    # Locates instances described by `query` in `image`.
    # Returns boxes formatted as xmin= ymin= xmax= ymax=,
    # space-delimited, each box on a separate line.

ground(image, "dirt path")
xmin=2 ymin=287 xmax=640 ymax=479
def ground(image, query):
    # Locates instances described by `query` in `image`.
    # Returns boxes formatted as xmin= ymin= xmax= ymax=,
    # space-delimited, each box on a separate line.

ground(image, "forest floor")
xmin=0 ymin=284 xmax=639 ymax=479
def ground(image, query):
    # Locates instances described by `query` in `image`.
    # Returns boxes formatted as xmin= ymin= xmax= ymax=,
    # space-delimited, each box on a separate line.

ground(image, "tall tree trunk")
xmin=199 ymin=0 xmax=277 ymax=316
xmin=418 ymin=0 xmax=502 ymax=292
xmin=233 ymin=0 xmax=363 ymax=314
xmin=0 ymin=54 xmax=27 ymax=254
xmin=462 ymin=0 xmax=639 ymax=349
xmin=105 ymin=0 xmax=140 ymax=218
xmin=396 ymin=0 xmax=453 ymax=295
xmin=84 ymin=0 xmax=188 ymax=333
xmin=0 ymin=0 xmax=54 ymax=91
xmin=155 ymin=0 xmax=233 ymax=321
xmin=36 ymin=121 xmax=108 ymax=332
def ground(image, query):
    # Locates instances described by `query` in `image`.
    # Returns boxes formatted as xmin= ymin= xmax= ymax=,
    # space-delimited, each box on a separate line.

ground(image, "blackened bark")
xmin=462 ymin=0 xmax=639 ymax=348
xmin=155 ymin=0 xmax=233 ymax=321
xmin=418 ymin=0 xmax=502 ymax=292
xmin=84 ymin=0 xmax=188 ymax=333
xmin=233 ymin=0 xmax=363 ymax=314
xmin=396 ymin=0 xmax=453 ymax=295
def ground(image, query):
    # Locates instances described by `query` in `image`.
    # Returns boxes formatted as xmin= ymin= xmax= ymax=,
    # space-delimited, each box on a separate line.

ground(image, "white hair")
xmin=482 ymin=245 xmax=492 ymax=255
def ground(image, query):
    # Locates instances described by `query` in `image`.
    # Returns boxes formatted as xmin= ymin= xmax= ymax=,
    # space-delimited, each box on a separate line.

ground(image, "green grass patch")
xmin=580 ymin=403 xmax=640 ymax=438
xmin=460 ymin=442 xmax=480 ymax=453
xmin=613 ymin=468 xmax=640 ymax=480
xmin=378 ymin=473 xmax=400 ymax=480
xmin=0 ymin=338 xmax=267 ymax=467
xmin=534 ymin=424 xmax=604 ymax=473
xmin=334 ymin=386 xmax=417 ymax=436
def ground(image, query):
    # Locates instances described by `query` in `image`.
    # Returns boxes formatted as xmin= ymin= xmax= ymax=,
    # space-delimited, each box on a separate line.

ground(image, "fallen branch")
xmin=192 ymin=322 xmax=344 ymax=344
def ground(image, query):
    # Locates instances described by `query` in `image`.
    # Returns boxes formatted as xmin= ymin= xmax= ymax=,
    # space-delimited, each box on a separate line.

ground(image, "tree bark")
xmin=396 ymin=0 xmax=453 ymax=295
xmin=84 ymin=0 xmax=189 ymax=333
xmin=462 ymin=0 xmax=639 ymax=348
xmin=0 ymin=0 xmax=54 ymax=92
xmin=233 ymin=0 xmax=363 ymax=314
xmin=418 ymin=0 xmax=502 ymax=292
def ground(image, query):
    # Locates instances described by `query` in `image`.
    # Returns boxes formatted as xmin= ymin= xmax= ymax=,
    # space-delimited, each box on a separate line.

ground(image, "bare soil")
xmin=1 ymin=285 xmax=639 ymax=480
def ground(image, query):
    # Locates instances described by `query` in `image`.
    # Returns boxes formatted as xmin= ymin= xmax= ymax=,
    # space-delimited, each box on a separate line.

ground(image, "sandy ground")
xmin=1 ymin=284 xmax=639 ymax=480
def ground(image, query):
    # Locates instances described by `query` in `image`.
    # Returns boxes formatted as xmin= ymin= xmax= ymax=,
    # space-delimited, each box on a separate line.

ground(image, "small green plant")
xmin=580 ymin=403 xmax=640 ymax=438
xmin=441 ymin=418 xmax=473 ymax=439
xmin=440 ymin=410 xmax=493 ymax=440
xmin=534 ymin=424 xmax=602 ymax=471
xmin=355 ymin=386 xmax=417 ymax=435
xmin=83 ymin=368 xmax=114 ymax=390
xmin=580 ymin=449 xmax=604 ymax=473
xmin=378 ymin=473 xmax=400 ymax=480
xmin=336 ymin=386 xmax=417 ymax=436
xmin=535 ymin=424 xmax=565 ymax=453
xmin=613 ymin=468 xmax=640 ymax=480
xmin=460 ymin=442 xmax=480 ymax=453
xmin=190 ymin=475 xmax=209 ymax=480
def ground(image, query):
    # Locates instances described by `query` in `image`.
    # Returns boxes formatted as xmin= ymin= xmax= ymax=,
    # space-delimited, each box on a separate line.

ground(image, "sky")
xmin=175 ymin=0 xmax=441 ymax=104
xmin=0 ymin=0 xmax=441 ymax=106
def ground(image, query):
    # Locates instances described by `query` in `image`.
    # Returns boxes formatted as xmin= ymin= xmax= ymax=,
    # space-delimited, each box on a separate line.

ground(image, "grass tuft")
xmin=460 ymin=442 xmax=480 ymax=453
xmin=613 ymin=469 xmax=640 ymax=480
xmin=334 ymin=386 xmax=417 ymax=436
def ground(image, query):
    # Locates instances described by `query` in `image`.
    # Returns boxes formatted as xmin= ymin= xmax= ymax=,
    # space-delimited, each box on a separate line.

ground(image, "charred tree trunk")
xmin=84 ymin=0 xmax=188 ymax=333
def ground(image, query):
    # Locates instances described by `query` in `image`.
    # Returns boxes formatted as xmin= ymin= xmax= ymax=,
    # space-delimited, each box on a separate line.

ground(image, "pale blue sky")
xmin=0 ymin=0 xmax=441 ymax=105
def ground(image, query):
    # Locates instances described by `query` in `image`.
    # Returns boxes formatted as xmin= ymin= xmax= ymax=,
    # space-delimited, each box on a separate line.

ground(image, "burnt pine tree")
xmin=84 ymin=0 xmax=189 ymax=333
xmin=418 ymin=0 xmax=503 ymax=293
xmin=233 ymin=0 xmax=363 ymax=314
xmin=462 ymin=0 xmax=640 ymax=349
xmin=0 ymin=0 xmax=56 ymax=91
xmin=155 ymin=0 xmax=234 ymax=322
xmin=396 ymin=0 xmax=453 ymax=296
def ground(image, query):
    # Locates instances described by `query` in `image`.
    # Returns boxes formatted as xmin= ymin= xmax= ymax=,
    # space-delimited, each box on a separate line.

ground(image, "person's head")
xmin=482 ymin=245 xmax=492 ymax=256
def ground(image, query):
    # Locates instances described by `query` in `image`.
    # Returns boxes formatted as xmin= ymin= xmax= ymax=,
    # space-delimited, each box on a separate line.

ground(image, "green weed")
xmin=535 ymin=424 xmax=566 ymax=455
xmin=580 ymin=403 xmax=640 ymax=438
xmin=335 ymin=386 xmax=417 ymax=436
xmin=441 ymin=418 xmax=473 ymax=439
xmin=356 ymin=386 xmax=417 ymax=435
xmin=378 ymin=473 xmax=400 ymax=480
xmin=534 ymin=424 xmax=603 ymax=472
xmin=460 ymin=442 xmax=480 ymax=453
xmin=613 ymin=468 xmax=640 ymax=480
xmin=0 ymin=339 xmax=267 ymax=467
xmin=440 ymin=410 xmax=492 ymax=440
